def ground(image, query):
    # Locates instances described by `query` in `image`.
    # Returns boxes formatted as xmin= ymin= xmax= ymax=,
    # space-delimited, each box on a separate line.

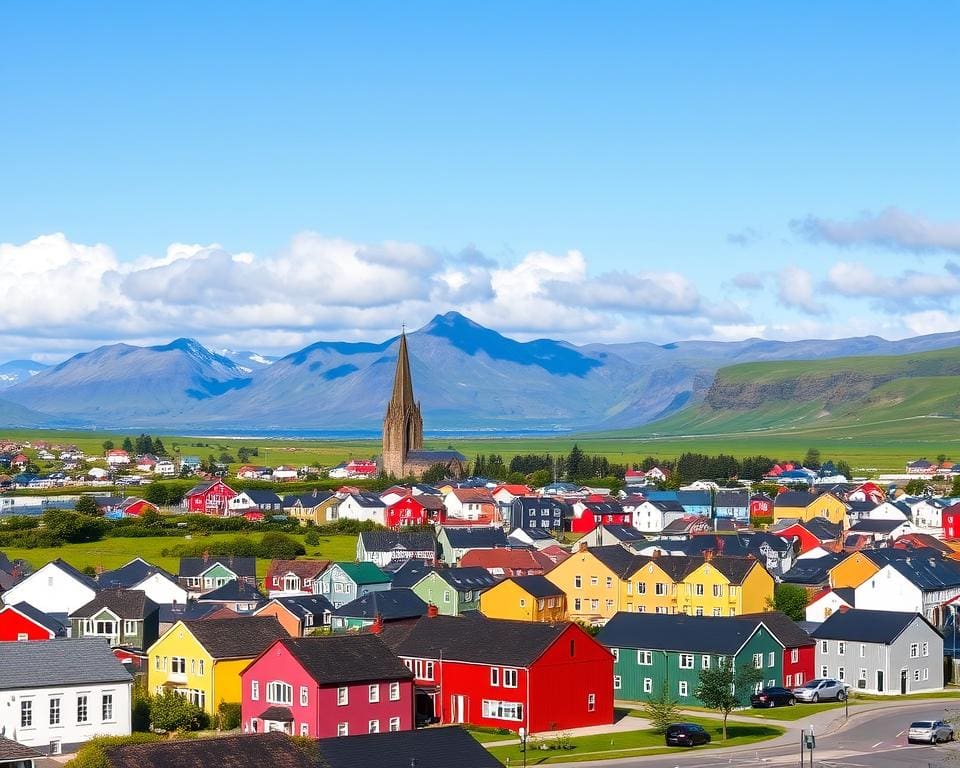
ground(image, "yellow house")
xmin=828 ymin=551 xmax=882 ymax=589
xmin=773 ymin=491 xmax=847 ymax=526
xmin=480 ymin=575 xmax=567 ymax=622
xmin=288 ymin=495 xmax=341 ymax=527
xmin=545 ymin=545 xmax=636 ymax=624
xmin=620 ymin=556 xmax=686 ymax=615
xmin=677 ymin=556 xmax=774 ymax=616
xmin=147 ymin=617 xmax=287 ymax=716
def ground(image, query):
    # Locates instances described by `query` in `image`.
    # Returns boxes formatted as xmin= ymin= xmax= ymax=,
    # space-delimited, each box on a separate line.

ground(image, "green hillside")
xmin=626 ymin=346 xmax=960 ymax=441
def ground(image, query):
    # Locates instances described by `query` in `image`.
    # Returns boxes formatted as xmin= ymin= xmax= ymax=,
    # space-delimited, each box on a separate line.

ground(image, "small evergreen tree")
xmin=122 ymin=436 xmax=134 ymax=453
xmin=695 ymin=658 xmax=763 ymax=739
xmin=642 ymin=682 xmax=680 ymax=734
xmin=101 ymin=440 xmax=114 ymax=451
xmin=74 ymin=495 xmax=101 ymax=517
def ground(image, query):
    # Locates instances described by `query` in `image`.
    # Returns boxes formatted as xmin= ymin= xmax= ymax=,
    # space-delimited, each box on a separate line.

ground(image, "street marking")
xmin=870 ymin=742 xmax=883 ymax=748
xmin=896 ymin=730 xmax=904 ymax=737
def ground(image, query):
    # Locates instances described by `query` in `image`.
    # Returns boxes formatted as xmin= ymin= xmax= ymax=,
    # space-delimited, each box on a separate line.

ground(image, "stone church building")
xmin=380 ymin=331 xmax=466 ymax=479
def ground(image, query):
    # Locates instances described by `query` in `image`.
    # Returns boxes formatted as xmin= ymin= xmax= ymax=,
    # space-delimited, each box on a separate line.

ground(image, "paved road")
xmin=548 ymin=702 xmax=960 ymax=768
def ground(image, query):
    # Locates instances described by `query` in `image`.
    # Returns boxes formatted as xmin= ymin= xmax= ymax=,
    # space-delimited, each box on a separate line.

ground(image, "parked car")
xmin=908 ymin=721 xmax=954 ymax=744
xmin=665 ymin=723 xmax=712 ymax=747
xmin=792 ymin=678 xmax=847 ymax=703
xmin=750 ymin=686 xmax=797 ymax=708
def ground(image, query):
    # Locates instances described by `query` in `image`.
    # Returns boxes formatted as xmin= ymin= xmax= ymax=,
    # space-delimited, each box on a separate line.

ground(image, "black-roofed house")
xmin=0 ymin=601 xmax=66 ymax=641
xmin=714 ymin=490 xmax=750 ymax=521
xmin=436 ymin=526 xmax=509 ymax=566
xmin=382 ymin=558 xmax=435 ymax=588
xmin=852 ymin=556 xmax=960 ymax=626
xmin=812 ymin=609 xmax=943 ymax=694
xmin=282 ymin=491 xmax=340 ymax=527
xmin=578 ymin=523 xmax=647 ymax=549
xmin=378 ymin=613 xmax=613 ymax=733
xmin=196 ymin=579 xmax=267 ymax=614
xmin=103 ymin=732 xmax=313 ymax=768
xmin=330 ymin=588 xmax=429 ymax=633
xmin=178 ymin=555 xmax=257 ymax=593
xmin=508 ymin=496 xmax=568 ymax=533
xmin=0 ymin=637 xmax=133 ymax=753
xmin=0 ymin=558 xmax=98 ymax=617
xmin=240 ymin=634 xmax=415 ymax=737
xmin=596 ymin=612 xmax=784 ymax=706
xmin=630 ymin=499 xmax=687 ymax=534
xmin=0 ymin=737 xmax=41 ymax=768
xmin=479 ymin=574 xmax=567 ymax=622
xmin=507 ymin=526 xmax=560 ymax=550
xmin=314 ymin=726 xmax=502 ymax=768
xmin=147 ymin=617 xmax=287 ymax=717
xmin=781 ymin=553 xmax=846 ymax=591
xmin=410 ymin=567 xmax=496 ymax=615
xmin=356 ymin=531 xmax=437 ymax=568
xmin=338 ymin=492 xmax=389 ymax=526
xmin=846 ymin=518 xmax=913 ymax=543
xmin=227 ymin=489 xmax=283 ymax=514
xmin=254 ymin=594 xmax=334 ymax=637
xmin=97 ymin=557 xmax=189 ymax=605
xmin=69 ymin=589 xmax=160 ymax=669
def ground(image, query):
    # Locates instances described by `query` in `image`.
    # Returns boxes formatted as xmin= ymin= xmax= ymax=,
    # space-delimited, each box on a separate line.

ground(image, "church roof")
xmin=389 ymin=332 xmax=418 ymax=415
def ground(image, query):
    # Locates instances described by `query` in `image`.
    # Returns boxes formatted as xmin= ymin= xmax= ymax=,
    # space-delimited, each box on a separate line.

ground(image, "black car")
xmin=665 ymin=723 xmax=712 ymax=747
xmin=750 ymin=686 xmax=797 ymax=708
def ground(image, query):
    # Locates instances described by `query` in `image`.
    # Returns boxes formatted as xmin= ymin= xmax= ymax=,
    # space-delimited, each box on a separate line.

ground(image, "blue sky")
xmin=1 ymin=2 xmax=958 ymax=360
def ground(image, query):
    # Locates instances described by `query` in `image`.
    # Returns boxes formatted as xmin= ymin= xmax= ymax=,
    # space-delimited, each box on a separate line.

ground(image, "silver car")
xmin=792 ymin=678 xmax=847 ymax=703
xmin=908 ymin=720 xmax=954 ymax=744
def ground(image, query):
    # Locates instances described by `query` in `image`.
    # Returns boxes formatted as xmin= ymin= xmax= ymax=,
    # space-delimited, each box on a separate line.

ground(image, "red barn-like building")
xmin=184 ymin=480 xmax=237 ymax=515
xmin=740 ymin=611 xmax=815 ymax=688
xmin=944 ymin=504 xmax=960 ymax=539
xmin=749 ymin=494 xmax=774 ymax=521
xmin=380 ymin=614 xmax=614 ymax=734
xmin=385 ymin=495 xmax=446 ymax=528
xmin=0 ymin=602 xmax=64 ymax=641
xmin=570 ymin=499 xmax=630 ymax=533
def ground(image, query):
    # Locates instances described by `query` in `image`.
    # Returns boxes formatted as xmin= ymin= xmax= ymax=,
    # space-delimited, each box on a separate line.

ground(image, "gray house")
xmin=811 ymin=609 xmax=943 ymax=695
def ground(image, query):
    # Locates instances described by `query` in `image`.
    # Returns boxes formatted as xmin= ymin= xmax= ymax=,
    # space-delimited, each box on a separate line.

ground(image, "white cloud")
xmin=776 ymin=266 xmax=826 ymax=315
xmin=792 ymin=207 xmax=960 ymax=254
xmin=827 ymin=261 xmax=960 ymax=300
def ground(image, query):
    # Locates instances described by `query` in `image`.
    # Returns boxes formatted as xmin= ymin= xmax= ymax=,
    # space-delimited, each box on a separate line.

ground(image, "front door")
xmin=901 ymin=669 xmax=908 ymax=695
xmin=877 ymin=670 xmax=884 ymax=692
xmin=451 ymin=694 xmax=466 ymax=724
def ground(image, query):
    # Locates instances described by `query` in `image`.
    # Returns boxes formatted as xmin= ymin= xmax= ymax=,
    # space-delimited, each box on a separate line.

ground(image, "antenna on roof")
xmin=401 ymin=322 xmax=407 ymax=335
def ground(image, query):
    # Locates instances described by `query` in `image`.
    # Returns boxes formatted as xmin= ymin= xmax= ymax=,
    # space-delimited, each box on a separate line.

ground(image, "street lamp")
xmin=518 ymin=727 xmax=527 ymax=768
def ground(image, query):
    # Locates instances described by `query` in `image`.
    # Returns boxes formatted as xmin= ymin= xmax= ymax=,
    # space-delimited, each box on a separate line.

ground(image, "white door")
xmin=451 ymin=695 xmax=466 ymax=724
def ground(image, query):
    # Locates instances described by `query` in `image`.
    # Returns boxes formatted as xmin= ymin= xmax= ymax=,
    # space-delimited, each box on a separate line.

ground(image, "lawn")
xmin=485 ymin=718 xmax=783 ymax=765
xmin=467 ymin=729 xmax=515 ymax=744
xmin=2 ymin=532 xmax=359 ymax=578
xmin=733 ymin=700 xmax=856 ymax=721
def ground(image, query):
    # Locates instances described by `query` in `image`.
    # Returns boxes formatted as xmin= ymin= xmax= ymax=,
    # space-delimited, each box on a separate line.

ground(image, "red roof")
xmin=459 ymin=548 xmax=555 ymax=574
xmin=494 ymin=484 xmax=533 ymax=496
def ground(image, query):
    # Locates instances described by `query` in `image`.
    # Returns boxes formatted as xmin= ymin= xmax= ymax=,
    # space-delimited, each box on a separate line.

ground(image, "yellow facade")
xmin=545 ymin=549 xmax=623 ymax=623
xmin=828 ymin=552 xmax=880 ymax=589
xmin=773 ymin=493 xmax=847 ymax=526
xmin=480 ymin=579 xmax=567 ymax=622
xmin=290 ymin=497 xmax=341 ymax=527
xmin=677 ymin=560 xmax=773 ymax=617
xmin=620 ymin=560 xmax=680 ymax=615
xmin=147 ymin=621 xmax=251 ymax=716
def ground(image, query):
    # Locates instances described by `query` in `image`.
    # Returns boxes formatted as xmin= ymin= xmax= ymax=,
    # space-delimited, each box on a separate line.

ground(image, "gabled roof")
xmin=589 ymin=545 xmax=643 ymax=578
xmin=597 ymin=612 xmax=761 ymax=654
xmin=811 ymin=609 xmax=939 ymax=644
xmin=0 ymin=637 xmax=132 ymax=690
xmin=736 ymin=611 xmax=815 ymax=648
xmin=241 ymin=489 xmax=283 ymax=504
xmin=266 ymin=559 xmax=331 ymax=582
xmin=775 ymin=490 xmax=815 ymax=507
xmin=881 ymin=557 xmax=960 ymax=591
xmin=0 ymin=737 xmax=42 ymax=762
xmin=331 ymin=588 xmax=428 ymax=621
xmin=715 ymin=490 xmax=749 ymax=507
xmin=43 ymin=558 xmax=99 ymax=592
xmin=646 ymin=500 xmax=686 ymax=513
xmin=282 ymin=491 xmax=334 ymax=507
xmin=331 ymin=561 xmax=391 ymax=585
xmin=70 ymin=589 xmax=158 ymax=620
xmin=276 ymin=634 xmax=414 ymax=684
xmin=459 ymin=548 xmax=554 ymax=572
xmin=314 ymin=726 xmax=502 ymax=768
xmin=105 ymin=733 xmax=313 ymax=768
xmin=258 ymin=594 xmax=334 ymax=620
xmin=848 ymin=519 xmax=907 ymax=534
xmin=504 ymin=574 xmax=565 ymax=598
xmin=430 ymin=567 xmax=497 ymax=591
xmin=597 ymin=524 xmax=646 ymax=541
xmin=183 ymin=617 xmax=287 ymax=659
xmin=509 ymin=526 xmax=556 ymax=541
xmin=383 ymin=558 xmax=436 ymax=588
xmin=781 ymin=553 xmax=845 ymax=585
xmin=388 ymin=493 xmax=446 ymax=511
xmin=198 ymin=579 xmax=266 ymax=604
xmin=359 ymin=530 xmax=437 ymax=553
xmin=184 ymin=480 xmax=230 ymax=496
xmin=179 ymin=556 xmax=256 ymax=578
xmin=441 ymin=527 xmax=509 ymax=549
xmin=380 ymin=614 xmax=570 ymax=667
xmin=158 ymin=602 xmax=223 ymax=624
xmin=347 ymin=491 xmax=387 ymax=508
xmin=449 ymin=488 xmax=495 ymax=503
xmin=5 ymin=602 xmax=65 ymax=635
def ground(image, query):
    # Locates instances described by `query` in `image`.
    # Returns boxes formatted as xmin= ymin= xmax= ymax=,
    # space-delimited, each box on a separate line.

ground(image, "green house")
xmin=68 ymin=588 xmax=160 ymax=654
xmin=411 ymin=567 xmax=497 ymax=615
xmin=596 ymin=612 xmax=783 ymax=707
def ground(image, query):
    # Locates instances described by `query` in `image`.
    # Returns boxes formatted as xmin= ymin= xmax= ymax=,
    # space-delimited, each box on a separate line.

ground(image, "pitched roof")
xmin=380 ymin=614 xmax=570 ymax=666
xmin=5 ymin=602 xmax=65 ymax=635
xmin=441 ymin=527 xmax=509 ymax=549
xmin=459 ymin=548 xmax=554 ymax=572
xmin=431 ymin=567 xmax=497 ymax=591
xmin=70 ymin=589 xmax=158 ymax=620
xmin=811 ymin=609 xmax=939 ymax=644
xmin=282 ymin=491 xmax=334 ymax=507
xmin=105 ymin=733 xmax=313 ymax=768
xmin=314 ymin=726 xmax=502 ymax=768
xmin=882 ymin=557 xmax=960 ymax=590
xmin=383 ymin=558 xmax=436 ymax=588
xmin=198 ymin=579 xmax=266 ymax=604
xmin=359 ymin=530 xmax=437 ymax=553
xmin=348 ymin=491 xmax=387 ymax=508
xmin=449 ymin=488 xmax=495 ymax=503
xmin=0 ymin=637 xmax=132 ymax=690
xmin=848 ymin=519 xmax=906 ymax=534
xmin=389 ymin=493 xmax=446 ymax=511
xmin=332 ymin=561 xmax=391 ymax=585
xmin=158 ymin=602 xmax=223 ymax=624
xmin=505 ymin=574 xmax=565 ymax=598
xmin=775 ymin=490 xmax=815 ymax=508
xmin=183 ymin=616 xmax=287 ymax=659
xmin=715 ymin=490 xmax=749 ymax=507
xmin=46 ymin=558 xmax=99 ymax=591
xmin=781 ymin=553 xmax=845 ymax=585
xmin=277 ymin=634 xmax=414 ymax=684
xmin=242 ymin=490 xmax=283 ymax=504
xmin=331 ymin=588 xmax=428 ymax=621
xmin=258 ymin=594 xmax=333 ymax=620
xmin=266 ymin=559 xmax=331 ymax=582
xmin=737 ymin=611 xmax=815 ymax=648
xmin=98 ymin=557 xmax=176 ymax=589
xmin=589 ymin=545 xmax=643 ymax=578
xmin=596 ymin=612 xmax=760 ymax=654
xmin=178 ymin=556 xmax=256 ymax=578
xmin=0 ymin=737 xmax=42 ymax=762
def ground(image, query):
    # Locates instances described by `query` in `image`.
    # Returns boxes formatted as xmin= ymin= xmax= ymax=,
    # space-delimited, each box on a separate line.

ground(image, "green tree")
xmin=642 ymin=681 xmax=680 ymax=734
xmin=122 ymin=436 xmax=134 ymax=453
xmin=65 ymin=734 xmax=162 ymax=768
xmin=304 ymin=529 xmax=320 ymax=546
xmin=770 ymin=583 xmax=809 ymax=621
xmin=421 ymin=462 xmax=450 ymax=485
xmin=566 ymin=444 xmax=588 ymax=481
xmin=144 ymin=483 xmax=169 ymax=506
xmin=74 ymin=495 xmax=102 ymax=517
xmin=149 ymin=690 xmax=207 ymax=732
xmin=695 ymin=658 xmax=763 ymax=740
xmin=42 ymin=508 xmax=107 ymax=543
xmin=101 ymin=440 xmax=114 ymax=451
xmin=905 ymin=478 xmax=928 ymax=495
xmin=951 ymin=475 xmax=960 ymax=497
xmin=258 ymin=532 xmax=306 ymax=560
xmin=152 ymin=437 xmax=166 ymax=456
xmin=803 ymin=448 xmax=821 ymax=469
xmin=835 ymin=460 xmax=853 ymax=480
xmin=528 ymin=469 xmax=551 ymax=488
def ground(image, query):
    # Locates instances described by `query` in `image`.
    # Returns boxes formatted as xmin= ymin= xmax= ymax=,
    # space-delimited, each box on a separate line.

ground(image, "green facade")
xmin=411 ymin=572 xmax=481 ymax=615
xmin=609 ymin=624 xmax=782 ymax=707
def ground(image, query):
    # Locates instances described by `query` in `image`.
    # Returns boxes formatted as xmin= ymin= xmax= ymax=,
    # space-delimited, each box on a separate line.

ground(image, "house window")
xmin=123 ymin=620 xmax=137 ymax=635
xmin=251 ymin=681 xmax=260 ymax=700
xmin=443 ymin=591 xmax=451 ymax=603
xmin=614 ymin=676 xmax=622 ymax=690
xmin=606 ymin=577 xmax=613 ymax=588
xmin=838 ymin=642 xmax=845 ymax=656
xmin=859 ymin=668 xmax=867 ymax=680
xmin=198 ymin=660 xmax=205 ymax=675
xmin=702 ymin=655 xmax=711 ymax=669
xmin=678 ymin=681 xmax=688 ymax=696
xmin=389 ymin=717 xmax=401 ymax=732
xmin=753 ymin=653 xmax=763 ymax=669
xmin=77 ymin=695 xmax=89 ymax=724
xmin=574 ymin=598 xmax=582 ymax=611
xmin=300 ymin=723 xmax=309 ymax=736
xmin=171 ymin=657 xmax=186 ymax=674
xmin=482 ymin=700 xmax=524 ymax=721
xmin=695 ymin=584 xmax=704 ymax=596
xmin=612 ymin=648 xmax=619 ymax=662
xmin=655 ymin=583 xmax=667 ymax=595
xmin=300 ymin=686 xmax=309 ymax=706
xmin=591 ymin=576 xmax=599 ymax=586
xmin=713 ymin=584 xmax=722 ymax=598
xmin=606 ymin=599 xmax=614 ymax=610
xmin=910 ymin=643 xmax=920 ymax=658
xmin=20 ymin=700 xmax=32 ymax=728
xmin=643 ymin=678 xmax=652 ymax=693
xmin=820 ymin=665 xmax=828 ymax=677
xmin=924 ymin=668 xmax=930 ymax=681
xmin=520 ymin=598 xmax=526 ymax=608
xmin=337 ymin=687 xmax=348 ymax=706
xmin=680 ymin=654 xmax=694 ymax=669
xmin=914 ymin=669 xmax=921 ymax=681
xmin=267 ymin=682 xmax=293 ymax=706
xmin=504 ymin=669 xmax=518 ymax=688
xmin=791 ymin=648 xmax=799 ymax=663
xmin=337 ymin=723 xmax=348 ymax=736
xmin=768 ymin=652 xmax=775 ymax=667
xmin=838 ymin=667 xmax=845 ymax=681
xmin=637 ymin=582 xmax=646 ymax=594
xmin=712 ymin=608 xmax=721 ymax=616
xmin=369 ymin=720 xmax=380 ymax=733
xmin=587 ymin=693 xmax=596 ymax=712
xmin=591 ymin=599 xmax=599 ymax=611
xmin=369 ymin=684 xmax=380 ymax=703
xmin=785 ymin=674 xmax=792 ymax=687
xmin=49 ymin=697 xmax=61 ymax=726
xmin=491 ymin=668 xmax=500 ymax=687
xmin=859 ymin=644 xmax=865 ymax=658
xmin=820 ymin=640 xmax=828 ymax=654
xmin=574 ymin=576 xmax=582 ymax=589
xmin=638 ymin=650 xmax=653 ymax=665
xmin=922 ymin=642 xmax=929 ymax=657
xmin=102 ymin=694 xmax=113 ymax=722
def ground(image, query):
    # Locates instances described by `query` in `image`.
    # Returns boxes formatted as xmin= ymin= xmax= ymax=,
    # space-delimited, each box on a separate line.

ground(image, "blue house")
xmin=643 ymin=490 xmax=712 ymax=516
xmin=508 ymin=497 xmax=568 ymax=532
xmin=714 ymin=490 xmax=749 ymax=521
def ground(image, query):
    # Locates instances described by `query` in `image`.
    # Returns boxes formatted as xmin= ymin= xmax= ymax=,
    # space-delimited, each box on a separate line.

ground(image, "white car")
xmin=792 ymin=678 xmax=847 ymax=703
xmin=908 ymin=720 xmax=954 ymax=744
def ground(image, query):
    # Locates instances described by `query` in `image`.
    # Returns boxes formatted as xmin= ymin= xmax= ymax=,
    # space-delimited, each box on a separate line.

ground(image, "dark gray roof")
xmin=833 ymin=588 xmax=856 ymax=606
xmin=349 ymin=492 xmax=387 ymax=508
xmin=781 ymin=553 xmax=845 ymax=585
xmin=47 ymin=558 xmax=99 ymax=591
xmin=332 ymin=588 xmax=428 ymax=621
xmin=509 ymin=526 xmax=556 ymax=541
xmin=383 ymin=558 xmax=435 ymax=588
xmin=242 ymin=490 xmax=283 ymax=504
xmin=0 ymin=737 xmax=42 ymax=761
xmin=8 ymin=602 xmax=65 ymax=635
xmin=105 ymin=732 xmax=313 ymax=768
xmin=506 ymin=575 xmax=565 ymax=598
xmin=848 ymin=519 xmax=905 ymax=534
xmin=737 ymin=611 xmax=815 ymax=648
xmin=715 ymin=490 xmax=749 ymax=507
xmin=282 ymin=491 xmax=334 ymax=507
xmin=359 ymin=530 xmax=437 ymax=553
xmin=582 ymin=500 xmax=626 ymax=514
xmin=802 ymin=517 xmax=843 ymax=540
xmin=775 ymin=491 xmax=815 ymax=508
xmin=279 ymin=634 xmax=414 ymax=684
xmin=0 ymin=637 xmax=132 ymax=690
xmin=256 ymin=705 xmax=293 ymax=722
xmin=70 ymin=589 xmax=158 ymax=620
xmin=590 ymin=545 xmax=643 ymax=578
xmin=884 ymin=557 xmax=960 ymax=590
xmin=601 ymin=525 xmax=647 ymax=541
xmin=183 ymin=617 xmax=287 ymax=658
xmin=441 ymin=527 xmax=509 ymax=549
xmin=811 ymin=609 xmax=940 ymax=644
xmin=649 ymin=500 xmax=685 ymax=513
xmin=596 ymin=612 xmax=761 ymax=654
xmin=98 ymin=557 xmax=176 ymax=589
xmin=179 ymin=556 xmax=256 ymax=578
xmin=513 ymin=497 xmax=568 ymax=513
xmin=433 ymin=567 xmax=497 ymax=591
xmin=261 ymin=594 xmax=333 ymax=620
xmin=198 ymin=579 xmax=266 ymax=604
xmin=158 ymin=602 xmax=222 ymax=624
xmin=315 ymin=726 xmax=501 ymax=768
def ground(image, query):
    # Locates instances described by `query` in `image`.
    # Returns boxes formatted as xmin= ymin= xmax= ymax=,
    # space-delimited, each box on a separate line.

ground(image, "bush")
xmin=258 ymin=532 xmax=305 ymax=560
xmin=66 ymin=733 xmax=162 ymax=768
xmin=150 ymin=690 xmax=208 ymax=732
xmin=217 ymin=702 xmax=242 ymax=730
xmin=304 ymin=529 xmax=320 ymax=546
xmin=132 ymin=678 xmax=152 ymax=732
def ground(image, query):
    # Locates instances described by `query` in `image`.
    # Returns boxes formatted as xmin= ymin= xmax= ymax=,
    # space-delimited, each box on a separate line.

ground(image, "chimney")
xmin=652 ymin=550 xmax=660 ymax=559
xmin=703 ymin=550 xmax=714 ymax=562
xmin=427 ymin=603 xmax=439 ymax=618
xmin=370 ymin=614 xmax=384 ymax=634
xmin=202 ymin=550 xmax=210 ymax=563
xmin=838 ymin=605 xmax=850 ymax=613
xmin=578 ymin=542 xmax=588 ymax=553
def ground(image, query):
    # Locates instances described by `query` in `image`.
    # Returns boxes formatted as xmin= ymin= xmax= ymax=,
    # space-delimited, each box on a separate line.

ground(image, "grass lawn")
xmin=852 ymin=689 xmax=960 ymax=701
xmin=733 ymin=701 xmax=856 ymax=721
xmin=467 ymin=729 xmax=516 ymax=744
xmin=3 ymin=533 xmax=359 ymax=578
xmin=486 ymin=718 xmax=783 ymax=765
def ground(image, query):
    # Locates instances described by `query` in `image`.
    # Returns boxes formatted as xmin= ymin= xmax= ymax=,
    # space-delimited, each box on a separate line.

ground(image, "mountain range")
xmin=4 ymin=311 xmax=960 ymax=433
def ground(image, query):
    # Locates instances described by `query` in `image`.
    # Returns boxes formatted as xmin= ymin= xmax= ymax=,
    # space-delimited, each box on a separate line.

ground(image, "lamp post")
xmin=519 ymin=726 xmax=527 ymax=768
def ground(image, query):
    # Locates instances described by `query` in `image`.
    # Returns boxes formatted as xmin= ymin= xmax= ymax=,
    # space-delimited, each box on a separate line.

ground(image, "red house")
xmin=570 ymin=499 xmax=630 ymax=533
xmin=380 ymin=614 xmax=614 ymax=734
xmin=0 ymin=602 xmax=65 ymax=641
xmin=749 ymin=494 xmax=774 ymax=522
xmin=385 ymin=495 xmax=446 ymax=528
xmin=264 ymin=559 xmax=331 ymax=596
xmin=118 ymin=498 xmax=159 ymax=517
xmin=773 ymin=518 xmax=840 ymax=554
xmin=241 ymin=634 xmax=415 ymax=737
xmin=741 ymin=612 xmax=815 ymax=688
xmin=184 ymin=479 xmax=237 ymax=515
xmin=944 ymin=503 xmax=960 ymax=539
xmin=458 ymin=548 xmax=555 ymax=579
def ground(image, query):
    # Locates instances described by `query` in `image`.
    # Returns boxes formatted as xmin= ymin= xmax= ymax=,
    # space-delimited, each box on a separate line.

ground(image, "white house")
xmin=154 ymin=460 xmax=176 ymax=476
xmin=337 ymin=492 xmax=387 ymax=525
xmin=105 ymin=450 xmax=130 ymax=466
xmin=864 ymin=501 xmax=911 ymax=521
xmin=846 ymin=518 xmax=913 ymax=543
xmin=0 ymin=638 xmax=132 ymax=753
xmin=805 ymin=587 xmax=856 ymax=622
xmin=631 ymin=500 xmax=686 ymax=533
xmin=87 ymin=467 xmax=109 ymax=481
xmin=855 ymin=559 xmax=960 ymax=626
xmin=2 ymin=560 xmax=99 ymax=616
xmin=271 ymin=465 xmax=299 ymax=481
xmin=130 ymin=571 xmax=189 ymax=605
xmin=909 ymin=498 xmax=949 ymax=530
xmin=378 ymin=486 xmax=410 ymax=507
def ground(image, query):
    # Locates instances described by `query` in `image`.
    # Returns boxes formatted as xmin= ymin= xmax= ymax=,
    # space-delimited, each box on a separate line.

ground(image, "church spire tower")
xmin=381 ymin=329 xmax=423 ymax=477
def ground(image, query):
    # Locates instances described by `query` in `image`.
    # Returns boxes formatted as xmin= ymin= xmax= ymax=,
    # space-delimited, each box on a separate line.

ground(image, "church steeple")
xmin=381 ymin=329 xmax=423 ymax=477
xmin=389 ymin=331 xmax=417 ymax=415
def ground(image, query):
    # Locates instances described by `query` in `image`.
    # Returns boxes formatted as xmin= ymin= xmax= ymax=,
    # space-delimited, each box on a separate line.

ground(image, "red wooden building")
xmin=749 ymin=494 xmax=774 ymax=522
xmin=570 ymin=499 xmax=630 ymax=533
xmin=774 ymin=518 xmax=840 ymax=555
xmin=740 ymin=612 xmax=815 ymax=688
xmin=944 ymin=503 xmax=960 ymax=539
xmin=0 ymin=602 xmax=64 ymax=641
xmin=184 ymin=480 xmax=237 ymax=515
xmin=240 ymin=634 xmax=415 ymax=737
xmin=385 ymin=495 xmax=446 ymax=528
xmin=379 ymin=614 xmax=614 ymax=734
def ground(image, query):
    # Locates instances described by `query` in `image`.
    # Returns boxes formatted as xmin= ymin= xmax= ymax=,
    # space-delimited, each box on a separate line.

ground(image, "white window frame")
xmin=503 ymin=669 xmax=518 ymax=688
xmin=679 ymin=654 xmax=694 ymax=669
xmin=369 ymin=684 xmax=380 ymax=703
xmin=389 ymin=682 xmax=400 ymax=701
xmin=337 ymin=687 xmax=348 ymax=706
xmin=678 ymin=681 xmax=688 ymax=696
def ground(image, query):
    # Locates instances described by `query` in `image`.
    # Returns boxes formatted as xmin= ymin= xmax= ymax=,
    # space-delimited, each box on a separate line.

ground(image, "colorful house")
xmin=283 ymin=492 xmax=340 ymax=527
xmin=944 ymin=503 xmax=960 ymax=539
xmin=410 ymin=568 xmax=496 ymax=615
xmin=385 ymin=494 xmax=446 ymax=528
xmin=508 ymin=497 xmax=568 ymax=533
xmin=69 ymin=589 xmax=160 ymax=668
xmin=675 ymin=555 xmax=774 ymax=617
xmin=314 ymin=563 xmax=392 ymax=609
xmin=356 ymin=531 xmax=437 ymax=568
xmin=737 ymin=611 xmax=815 ymax=688
xmin=264 ymin=559 xmax=331 ymax=597
xmin=380 ymin=614 xmax=614 ymax=733
xmin=178 ymin=556 xmax=256 ymax=593
xmin=437 ymin=527 xmax=509 ymax=566
xmin=749 ymin=494 xmax=775 ymax=522
xmin=330 ymin=589 xmax=429 ymax=633
xmin=458 ymin=548 xmax=555 ymax=579
xmin=147 ymin=617 xmax=287 ymax=716
xmin=240 ymin=635 xmax=415 ymax=737
xmin=596 ymin=612 xmax=784 ymax=706
xmin=545 ymin=545 xmax=636 ymax=624
xmin=773 ymin=491 xmax=847 ymax=526
xmin=254 ymin=594 xmax=335 ymax=637
xmin=0 ymin=558 xmax=99 ymax=616
xmin=479 ymin=575 xmax=567 ymax=622
xmin=0 ymin=602 xmax=65 ymax=641
xmin=770 ymin=518 xmax=841 ymax=554
xmin=570 ymin=499 xmax=631 ymax=533
xmin=183 ymin=479 xmax=237 ymax=515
